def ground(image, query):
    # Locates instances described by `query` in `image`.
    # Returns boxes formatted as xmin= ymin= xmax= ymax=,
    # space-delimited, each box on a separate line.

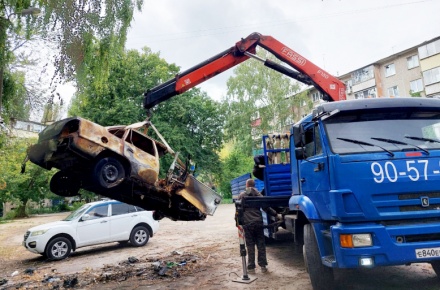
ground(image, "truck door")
xmin=298 ymin=124 xmax=331 ymax=216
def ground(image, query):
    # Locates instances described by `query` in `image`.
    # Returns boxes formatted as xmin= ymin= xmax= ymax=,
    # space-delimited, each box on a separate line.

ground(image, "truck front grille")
xmin=373 ymin=192 xmax=440 ymax=213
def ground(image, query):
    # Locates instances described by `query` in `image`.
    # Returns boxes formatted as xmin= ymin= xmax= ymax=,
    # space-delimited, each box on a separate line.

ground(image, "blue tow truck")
xmin=143 ymin=33 xmax=440 ymax=289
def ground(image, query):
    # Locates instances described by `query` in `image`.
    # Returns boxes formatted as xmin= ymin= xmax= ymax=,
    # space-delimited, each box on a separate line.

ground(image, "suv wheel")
xmin=93 ymin=157 xmax=126 ymax=189
xmin=130 ymin=226 xmax=150 ymax=247
xmin=46 ymin=237 xmax=72 ymax=260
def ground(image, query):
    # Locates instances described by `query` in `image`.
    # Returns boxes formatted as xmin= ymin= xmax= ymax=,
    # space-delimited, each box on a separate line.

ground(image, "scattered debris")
xmin=63 ymin=277 xmax=78 ymax=288
xmin=24 ymin=268 xmax=35 ymax=275
xmin=11 ymin=270 xmax=19 ymax=277
xmin=42 ymin=275 xmax=61 ymax=283
xmin=1 ymin=252 xmax=205 ymax=289
xmin=128 ymin=256 xmax=139 ymax=264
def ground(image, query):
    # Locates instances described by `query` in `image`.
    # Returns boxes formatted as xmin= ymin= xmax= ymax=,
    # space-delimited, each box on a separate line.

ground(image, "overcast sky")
xmin=125 ymin=0 xmax=440 ymax=102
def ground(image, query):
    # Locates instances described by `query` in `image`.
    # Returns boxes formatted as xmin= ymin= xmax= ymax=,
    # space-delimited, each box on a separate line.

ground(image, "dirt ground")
xmin=1 ymin=204 xmax=440 ymax=290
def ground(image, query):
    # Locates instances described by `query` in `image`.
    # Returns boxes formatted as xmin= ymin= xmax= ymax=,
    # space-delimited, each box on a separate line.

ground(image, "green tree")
xmin=151 ymin=89 xmax=225 ymax=177
xmin=69 ymin=47 xmax=179 ymax=125
xmin=0 ymin=137 xmax=53 ymax=217
xmin=1 ymin=69 xmax=30 ymax=120
xmin=1 ymin=0 xmax=143 ymax=121
xmin=224 ymin=48 xmax=307 ymax=155
xmin=217 ymin=149 xmax=254 ymax=198
xmin=70 ymin=47 xmax=225 ymax=177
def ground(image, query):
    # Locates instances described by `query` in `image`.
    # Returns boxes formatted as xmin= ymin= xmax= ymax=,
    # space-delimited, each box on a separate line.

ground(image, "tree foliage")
xmin=1 ymin=69 xmax=30 ymax=120
xmin=0 ymin=137 xmax=54 ymax=217
xmin=36 ymin=0 xmax=144 ymax=85
xmin=70 ymin=47 xmax=179 ymax=125
xmin=151 ymin=89 xmax=225 ymax=177
xmin=70 ymin=46 xmax=225 ymax=177
xmin=224 ymin=48 xmax=308 ymax=154
xmin=1 ymin=0 xmax=143 ymax=122
xmin=216 ymin=149 xmax=254 ymax=198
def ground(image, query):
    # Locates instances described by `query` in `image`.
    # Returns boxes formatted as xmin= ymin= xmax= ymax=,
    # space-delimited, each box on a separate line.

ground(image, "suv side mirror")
xmin=81 ymin=214 xmax=91 ymax=221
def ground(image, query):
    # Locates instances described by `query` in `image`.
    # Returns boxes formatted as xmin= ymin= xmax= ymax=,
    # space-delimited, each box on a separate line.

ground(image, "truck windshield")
xmin=324 ymin=109 xmax=440 ymax=154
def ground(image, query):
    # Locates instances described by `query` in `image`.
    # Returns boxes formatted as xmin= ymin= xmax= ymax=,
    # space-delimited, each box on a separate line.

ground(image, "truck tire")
xmin=303 ymin=224 xmax=335 ymax=290
xmin=431 ymin=261 xmax=440 ymax=278
xmin=93 ymin=157 xmax=126 ymax=189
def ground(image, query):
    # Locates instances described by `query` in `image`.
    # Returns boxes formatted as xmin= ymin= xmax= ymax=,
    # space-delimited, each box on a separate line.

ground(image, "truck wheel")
xmin=46 ymin=237 xmax=72 ymax=261
xmin=130 ymin=226 xmax=150 ymax=247
xmin=431 ymin=261 xmax=440 ymax=278
xmin=93 ymin=157 xmax=126 ymax=189
xmin=50 ymin=171 xmax=80 ymax=197
xmin=303 ymin=224 xmax=335 ymax=290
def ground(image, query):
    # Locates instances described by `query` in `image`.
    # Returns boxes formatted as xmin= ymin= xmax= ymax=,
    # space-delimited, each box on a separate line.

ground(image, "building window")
xmin=351 ymin=66 xmax=374 ymax=85
xmin=418 ymin=39 xmax=440 ymax=59
xmin=385 ymin=63 xmax=396 ymax=77
xmin=407 ymin=55 xmax=419 ymax=69
xmin=312 ymin=92 xmax=321 ymax=102
xmin=410 ymin=79 xmax=424 ymax=93
xmin=423 ymin=67 xmax=440 ymax=86
xmin=354 ymin=87 xmax=377 ymax=99
xmin=388 ymin=86 xmax=399 ymax=97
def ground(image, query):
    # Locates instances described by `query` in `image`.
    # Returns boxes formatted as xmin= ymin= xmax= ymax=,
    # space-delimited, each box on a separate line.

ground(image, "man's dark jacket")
xmin=238 ymin=187 xmax=277 ymax=225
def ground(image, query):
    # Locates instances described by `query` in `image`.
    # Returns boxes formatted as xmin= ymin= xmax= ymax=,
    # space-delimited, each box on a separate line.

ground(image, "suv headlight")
xmin=31 ymin=229 xmax=48 ymax=236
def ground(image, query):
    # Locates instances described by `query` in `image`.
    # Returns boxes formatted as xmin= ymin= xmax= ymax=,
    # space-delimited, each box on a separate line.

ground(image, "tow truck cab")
xmin=290 ymin=97 xmax=440 ymax=270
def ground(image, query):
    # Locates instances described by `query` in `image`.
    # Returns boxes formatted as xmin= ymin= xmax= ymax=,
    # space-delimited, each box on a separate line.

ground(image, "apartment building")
xmin=302 ymin=36 xmax=440 ymax=115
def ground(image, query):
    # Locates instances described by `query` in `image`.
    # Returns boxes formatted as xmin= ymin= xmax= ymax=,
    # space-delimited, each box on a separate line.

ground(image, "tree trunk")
xmin=15 ymin=199 xmax=28 ymax=218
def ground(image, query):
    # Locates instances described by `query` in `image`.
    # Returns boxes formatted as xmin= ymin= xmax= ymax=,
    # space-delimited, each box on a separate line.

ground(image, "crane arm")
xmin=144 ymin=32 xmax=346 ymax=109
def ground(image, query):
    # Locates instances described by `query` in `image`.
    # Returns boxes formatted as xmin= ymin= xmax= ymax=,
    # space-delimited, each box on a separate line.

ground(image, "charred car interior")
xmin=24 ymin=117 xmax=221 ymax=221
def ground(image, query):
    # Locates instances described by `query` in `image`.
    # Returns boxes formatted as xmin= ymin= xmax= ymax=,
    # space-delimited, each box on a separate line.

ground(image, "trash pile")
xmin=0 ymin=251 xmax=204 ymax=289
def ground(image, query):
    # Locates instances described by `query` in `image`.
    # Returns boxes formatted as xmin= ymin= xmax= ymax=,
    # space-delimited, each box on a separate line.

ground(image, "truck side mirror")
xmin=292 ymin=124 xmax=305 ymax=147
xmin=295 ymin=147 xmax=305 ymax=160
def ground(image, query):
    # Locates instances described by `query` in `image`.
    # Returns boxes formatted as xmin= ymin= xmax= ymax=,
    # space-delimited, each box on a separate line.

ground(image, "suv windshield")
xmin=63 ymin=204 xmax=91 ymax=221
xmin=324 ymin=109 xmax=440 ymax=154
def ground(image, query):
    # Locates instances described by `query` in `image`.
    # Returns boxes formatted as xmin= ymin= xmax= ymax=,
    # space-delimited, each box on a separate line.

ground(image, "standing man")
xmin=238 ymin=178 xmax=278 ymax=273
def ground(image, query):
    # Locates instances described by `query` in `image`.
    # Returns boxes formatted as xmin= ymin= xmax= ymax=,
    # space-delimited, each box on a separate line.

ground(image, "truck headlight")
xmin=31 ymin=229 xmax=48 ymax=236
xmin=340 ymin=233 xmax=372 ymax=248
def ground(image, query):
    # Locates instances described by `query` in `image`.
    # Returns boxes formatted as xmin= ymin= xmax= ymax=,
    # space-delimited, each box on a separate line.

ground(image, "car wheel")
xmin=130 ymin=226 xmax=150 ymax=247
xmin=93 ymin=157 xmax=126 ymax=189
xmin=46 ymin=237 xmax=72 ymax=261
xmin=50 ymin=171 xmax=80 ymax=197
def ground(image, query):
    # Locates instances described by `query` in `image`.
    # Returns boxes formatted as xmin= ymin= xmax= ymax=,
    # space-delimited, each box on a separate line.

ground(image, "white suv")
xmin=23 ymin=199 xmax=159 ymax=260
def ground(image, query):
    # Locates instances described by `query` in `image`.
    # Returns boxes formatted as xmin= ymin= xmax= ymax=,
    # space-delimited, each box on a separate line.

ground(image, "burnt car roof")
xmin=40 ymin=117 xmax=169 ymax=155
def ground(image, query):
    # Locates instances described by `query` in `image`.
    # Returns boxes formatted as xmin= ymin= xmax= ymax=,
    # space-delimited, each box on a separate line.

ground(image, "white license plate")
xmin=415 ymin=247 xmax=440 ymax=259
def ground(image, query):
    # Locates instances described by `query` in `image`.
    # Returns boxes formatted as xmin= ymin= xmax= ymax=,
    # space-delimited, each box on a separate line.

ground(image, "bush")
xmin=69 ymin=201 xmax=85 ymax=211
xmin=57 ymin=203 xmax=70 ymax=212
xmin=2 ymin=209 xmax=17 ymax=220
xmin=27 ymin=207 xmax=57 ymax=215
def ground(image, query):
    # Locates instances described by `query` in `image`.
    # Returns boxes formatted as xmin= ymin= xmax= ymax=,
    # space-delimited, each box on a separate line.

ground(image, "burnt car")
xmin=24 ymin=117 xmax=221 ymax=221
